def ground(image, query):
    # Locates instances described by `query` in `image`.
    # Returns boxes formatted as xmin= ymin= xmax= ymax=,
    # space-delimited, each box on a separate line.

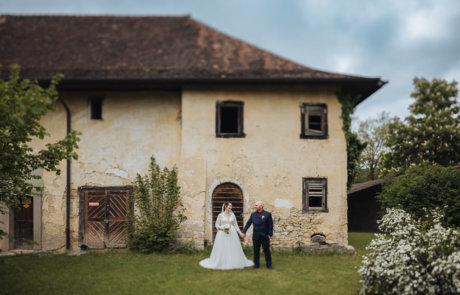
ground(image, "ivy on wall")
xmin=337 ymin=92 xmax=366 ymax=189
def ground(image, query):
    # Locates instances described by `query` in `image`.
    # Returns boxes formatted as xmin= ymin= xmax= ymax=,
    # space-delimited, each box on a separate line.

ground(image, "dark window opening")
xmin=220 ymin=106 xmax=239 ymax=133
xmin=89 ymin=96 xmax=103 ymax=120
xmin=308 ymin=114 xmax=322 ymax=132
xmin=309 ymin=196 xmax=323 ymax=207
xmin=303 ymin=178 xmax=328 ymax=212
xmin=300 ymin=103 xmax=328 ymax=139
xmin=216 ymin=101 xmax=245 ymax=137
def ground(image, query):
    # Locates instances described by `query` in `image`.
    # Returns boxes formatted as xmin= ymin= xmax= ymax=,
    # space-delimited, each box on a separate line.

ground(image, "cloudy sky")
xmin=1 ymin=0 xmax=459 ymax=126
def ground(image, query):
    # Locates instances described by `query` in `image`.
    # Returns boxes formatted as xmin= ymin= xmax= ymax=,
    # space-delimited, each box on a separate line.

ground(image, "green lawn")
xmin=0 ymin=233 xmax=375 ymax=295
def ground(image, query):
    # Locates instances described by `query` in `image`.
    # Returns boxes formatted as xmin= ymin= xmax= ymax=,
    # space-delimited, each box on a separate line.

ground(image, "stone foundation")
xmin=269 ymin=207 xmax=349 ymax=251
xmin=273 ymin=243 xmax=355 ymax=255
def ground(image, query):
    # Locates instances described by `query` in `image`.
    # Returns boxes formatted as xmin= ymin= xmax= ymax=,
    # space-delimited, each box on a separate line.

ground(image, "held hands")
xmin=237 ymin=233 xmax=270 ymax=240
xmin=237 ymin=233 xmax=270 ymax=239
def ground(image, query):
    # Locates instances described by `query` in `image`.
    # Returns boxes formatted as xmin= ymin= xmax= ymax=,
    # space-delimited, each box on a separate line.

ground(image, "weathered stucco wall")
xmin=9 ymin=86 xmax=348 ymax=252
xmin=179 ymin=86 xmax=348 ymax=248
xmin=27 ymin=91 xmax=182 ymax=252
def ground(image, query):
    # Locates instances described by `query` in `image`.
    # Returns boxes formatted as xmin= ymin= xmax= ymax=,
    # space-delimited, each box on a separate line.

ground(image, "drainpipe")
xmin=59 ymin=97 xmax=72 ymax=251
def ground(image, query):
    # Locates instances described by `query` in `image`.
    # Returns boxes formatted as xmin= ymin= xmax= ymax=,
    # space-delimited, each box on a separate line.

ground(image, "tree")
xmin=128 ymin=156 xmax=187 ymax=253
xmin=355 ymin=112 xmax=392 ymax=182
xmin=378 ymin=165 xmax=460 ymax=228
xmin=382 ymin=78 xmax=460 ymax=174
xmin=0 ymin=65 xmax=80 ymax=213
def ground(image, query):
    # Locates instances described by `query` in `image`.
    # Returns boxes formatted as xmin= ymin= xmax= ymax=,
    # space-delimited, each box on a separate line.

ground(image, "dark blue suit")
xmin=243 ymin=210 xmax=273 ymax=268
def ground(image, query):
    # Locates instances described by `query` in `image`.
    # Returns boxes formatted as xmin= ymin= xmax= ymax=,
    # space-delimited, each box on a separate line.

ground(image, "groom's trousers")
xmin=253 ymin=237 xmax=272 ymax=267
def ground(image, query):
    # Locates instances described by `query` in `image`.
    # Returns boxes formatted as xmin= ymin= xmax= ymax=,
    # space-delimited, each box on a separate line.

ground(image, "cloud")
xmin=398 ymin=2 xmax=460 ymax=48
xmin=1 ymin=0 xmax=459 ymax=122
xmin=405 ymin=10 xmax=443 ymax=39
xmin=333 ymin=56 xmax=354 ymax=73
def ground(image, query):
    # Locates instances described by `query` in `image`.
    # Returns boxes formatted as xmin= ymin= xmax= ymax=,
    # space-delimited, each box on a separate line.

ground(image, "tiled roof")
xmin=348 ymin=179 xmax=383 ymax=195
xmin=0 ymin=15 xmax=385 ymax=98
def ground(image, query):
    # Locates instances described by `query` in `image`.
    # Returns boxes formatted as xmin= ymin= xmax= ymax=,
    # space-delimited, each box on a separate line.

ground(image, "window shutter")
xmin=321 ymin=107 xmax=327 ymax=134
xmin=321 ymin=180 xmax=326 ymax=207
xmin=308 ymin=182 xmax=324 ymax=197
xmin=303 ymin=178 xmax=327 ymax=211
xmin=303 ymin=105 xmax=325 ymax=136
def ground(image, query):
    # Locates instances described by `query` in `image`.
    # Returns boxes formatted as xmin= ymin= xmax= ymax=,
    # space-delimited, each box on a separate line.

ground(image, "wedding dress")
xmin=199 ymin=212 xmax=254 ymax=270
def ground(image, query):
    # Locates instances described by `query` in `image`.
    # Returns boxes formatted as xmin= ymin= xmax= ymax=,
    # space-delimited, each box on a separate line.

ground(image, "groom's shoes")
xmin=253 ymin=265 xmax=260 ymax=269
xmin=267 ymin=266 xmax=273 ymax=270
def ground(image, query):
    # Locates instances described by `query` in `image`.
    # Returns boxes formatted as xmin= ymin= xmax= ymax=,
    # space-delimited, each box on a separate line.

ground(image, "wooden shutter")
xmin=305 ymin=106 xmax=324 ymax=135
xmin=303 ymin=178 xmax=327 ymax=211
xmin=307 ymin=181 xmax=325 ymax=208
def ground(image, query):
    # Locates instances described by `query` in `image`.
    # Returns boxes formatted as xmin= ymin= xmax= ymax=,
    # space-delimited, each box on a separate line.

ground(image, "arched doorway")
xmin=211 ymin=183 xmax=244 ymax=240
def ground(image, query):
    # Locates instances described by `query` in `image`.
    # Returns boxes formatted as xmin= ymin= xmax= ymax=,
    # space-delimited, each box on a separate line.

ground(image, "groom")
xmin=241 ymin=201 xmax=273 ymax=269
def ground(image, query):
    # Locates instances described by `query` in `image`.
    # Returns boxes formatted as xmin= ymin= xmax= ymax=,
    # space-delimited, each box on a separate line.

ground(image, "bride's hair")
xmin=222 ymin=202 xmax=231 ymax=211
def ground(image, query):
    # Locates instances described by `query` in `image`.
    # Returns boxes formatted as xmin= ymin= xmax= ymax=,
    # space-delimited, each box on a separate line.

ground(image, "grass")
xmin=0 ymin=232 xmax=375 ymax=295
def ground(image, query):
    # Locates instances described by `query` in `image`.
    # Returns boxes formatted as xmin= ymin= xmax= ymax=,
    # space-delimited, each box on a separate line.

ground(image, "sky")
xmin=1 ymin=0 xmax=459 ymax=127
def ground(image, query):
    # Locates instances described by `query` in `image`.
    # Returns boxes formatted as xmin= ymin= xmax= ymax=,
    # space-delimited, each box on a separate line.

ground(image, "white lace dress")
xmin=199 ymin=212 xmax=254 ymax=270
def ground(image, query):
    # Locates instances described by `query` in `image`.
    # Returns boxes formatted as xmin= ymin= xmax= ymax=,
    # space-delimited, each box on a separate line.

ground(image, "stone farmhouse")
xmin=0 ymin=15 xmax=384 ymax=252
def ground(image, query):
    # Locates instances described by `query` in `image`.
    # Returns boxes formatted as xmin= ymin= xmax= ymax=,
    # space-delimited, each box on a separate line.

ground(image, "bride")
xmin=199 ymin=202 xmax=254 ymax=270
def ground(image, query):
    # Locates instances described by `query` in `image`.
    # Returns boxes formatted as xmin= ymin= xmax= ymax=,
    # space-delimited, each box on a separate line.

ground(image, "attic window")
xmin=303 ymin=178 xmax=328 ymax=212
xmin=89 ymin=96 xmax=104 ymax=120
xmin=216 ymin=101 xmax=245 ymax=138
xmin=300 ymin=103 xmax=328 ymax=139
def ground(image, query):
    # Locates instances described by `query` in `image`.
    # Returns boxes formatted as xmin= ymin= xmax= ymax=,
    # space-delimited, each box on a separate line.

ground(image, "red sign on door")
xmin=89 ymin=202 xmax=100 ymax=206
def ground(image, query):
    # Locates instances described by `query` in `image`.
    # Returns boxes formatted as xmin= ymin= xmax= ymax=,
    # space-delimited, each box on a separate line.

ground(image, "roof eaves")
xmin=45 ymin=77 xmax=386 ymax=95
xmin=348 ymin=179 xmax=384 ymax=195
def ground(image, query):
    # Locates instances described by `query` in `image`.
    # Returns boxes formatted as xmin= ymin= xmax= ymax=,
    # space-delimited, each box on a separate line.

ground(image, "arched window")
xmin=211 ymin=183 xmax=244 ymax=239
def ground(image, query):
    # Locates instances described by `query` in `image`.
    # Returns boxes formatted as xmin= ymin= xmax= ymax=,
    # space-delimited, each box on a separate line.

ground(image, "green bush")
xmin=128 ymin=156 xmax=187 ymax=253
xmin=378 ymin=165 xmax=460 ymax=227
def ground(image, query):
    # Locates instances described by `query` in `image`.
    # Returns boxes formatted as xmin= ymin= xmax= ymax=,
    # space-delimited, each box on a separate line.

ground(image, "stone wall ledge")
xmin=273 ymin=243 xmax=355 ymax=255
xmin=0 ymin=250 xmax=53 ymax=256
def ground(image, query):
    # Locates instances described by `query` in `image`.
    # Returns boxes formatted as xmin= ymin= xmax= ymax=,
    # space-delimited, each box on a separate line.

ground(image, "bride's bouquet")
xmin=223 ymin=224 xmax=230 ymax=234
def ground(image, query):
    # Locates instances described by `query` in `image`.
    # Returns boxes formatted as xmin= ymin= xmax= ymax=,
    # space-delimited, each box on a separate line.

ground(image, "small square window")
xmin=303 ymin=178 xmax=328 ymax=212
xmin=89 ymin=96 xmax=103 ymax=120
xmin=300 ymin=103 xmax=327 ymax=139
xmin=216 ymin=101 xmax=245 ymax=138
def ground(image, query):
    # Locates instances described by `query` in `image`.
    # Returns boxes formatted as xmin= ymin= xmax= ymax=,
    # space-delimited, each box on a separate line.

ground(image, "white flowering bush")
xmin=358 ymin=208 xmax=460 ymax=295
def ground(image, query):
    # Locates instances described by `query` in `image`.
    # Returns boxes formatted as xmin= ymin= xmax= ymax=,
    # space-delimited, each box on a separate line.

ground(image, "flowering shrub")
xmin=358 ymin=208 xmax=460 ymax=294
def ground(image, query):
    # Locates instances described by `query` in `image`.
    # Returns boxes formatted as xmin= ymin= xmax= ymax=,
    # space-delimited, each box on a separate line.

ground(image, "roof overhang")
xmin=348 ymin=179 xmax=384 ymax=196
xmin=44 ymin=77 xmax=386 ymax=105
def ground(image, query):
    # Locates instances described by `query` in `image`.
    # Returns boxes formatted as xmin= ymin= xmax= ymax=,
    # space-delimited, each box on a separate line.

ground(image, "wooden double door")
xmin=82 ymin=187 xmax=131 ymax=249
